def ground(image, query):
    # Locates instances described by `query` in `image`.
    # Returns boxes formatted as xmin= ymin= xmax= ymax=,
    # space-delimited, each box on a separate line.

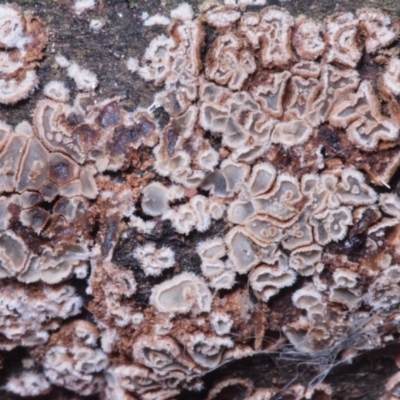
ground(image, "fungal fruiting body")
xmin=2 ymin=1 xmax=400 ymax=399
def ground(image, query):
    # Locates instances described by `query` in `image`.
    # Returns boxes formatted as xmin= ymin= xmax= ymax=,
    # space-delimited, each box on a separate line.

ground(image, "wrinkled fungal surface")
xmin=3 ymin=1 xmax=400 ymax=399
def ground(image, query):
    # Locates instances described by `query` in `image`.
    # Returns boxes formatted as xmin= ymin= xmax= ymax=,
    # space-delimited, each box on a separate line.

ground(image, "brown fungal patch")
xmin=74 ymin=124 xmax=100 ymax=151
xmin=97 ymin=101 xmax=121 ymax=128
xmin=108 ymin=126 xmax=138 ymax=156
xmin=49 ymin=153 xmax=79 ymax=186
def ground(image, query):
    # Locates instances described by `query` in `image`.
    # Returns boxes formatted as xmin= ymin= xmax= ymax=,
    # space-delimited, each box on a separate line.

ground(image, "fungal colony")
xmin=2 ymin=1 xmax=400 ymax=399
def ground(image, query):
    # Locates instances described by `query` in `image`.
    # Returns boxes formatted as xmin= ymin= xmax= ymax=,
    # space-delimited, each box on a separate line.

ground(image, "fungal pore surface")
xmin=2 ymin=1 xmax=400 ymax=399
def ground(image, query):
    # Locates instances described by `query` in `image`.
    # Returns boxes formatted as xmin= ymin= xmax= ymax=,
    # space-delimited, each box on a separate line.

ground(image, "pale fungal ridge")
xmin=162 ymin=194 xmax=224 ymax=234
xmin=66 ymin=61 xmax=98 ymax=91
xmin=2 ymin=2 xmax=400 ymax=399
xmin=143 ymin=14 xmax=171 ymax=27
xmin=90 ymin=260 xmax=139 ymax=329
xmin=250 ymin=261 xmax=297 ymax=302
xmin=0 ymin=4 xmax=47 ymax=104
xmin=126 ymin=56 xmax=139 ymax=73
xmin=0 ymin=5 xmax=30 ymax=51
xmin=0 ymin=281 xmax=82 ymax=351
xmin=197 ymin=237 xmax=236 ymax=289
xmin=133 ymin=243 xmax=175 ymax=276
xmin=74 ymin=0 xmax=97 ymax=16
xmin=43 ymin=321 xmax=108 ymax=395
xmin=55 ymin=55 xmax=98 ymax=91
xmin=210 ymin=312 xmax=233 ymax=335
xmin=382 ymin=58 xmax=400 ymax=96
xmin=150 ymin=272 xmax=212 ymax=315
xmin=330 ymin=80 xmax=399 ymax=150
xmin=5 ymin=371 xmax=51 ymax=397
xmin=205 ymin=378 xmax=333 ymax=400
xmin=43 ymin=80 xmax=70 ymax=102
xmin=187 ymin=333 xmax=234 ymax=368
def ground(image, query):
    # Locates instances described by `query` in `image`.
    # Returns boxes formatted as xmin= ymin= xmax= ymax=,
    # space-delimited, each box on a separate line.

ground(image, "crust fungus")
xmin=0 ymin=4 xmax=46 ymax=104
xmin=226 ymin=227 xmax=259 ymax=274
xmin=257 ymin=8 xmax=295 ymax=69
xmin=197 ymin=238 xmax=226 ymax=263
xmin=206 ymin=378 xmax=254 ymax=400
xmin=325 ymin=13 xmax=361 ymax=68
xmin=104 ymin=363 xmax=178 ymax=400
xmin=289 ymin=244 xmax=322 ymax=276
xmin=210 ymin=312 xmax=233 ymax=335
xmin=0 ymin=5 xmax=30 ymax=51
xmin=357 ymin=8 xmax=399 ymax=53
xmin=150 ymin=273 xmax=212 ymax=315
xmin=3 ymin=1 xmax=400 ymax=399
xmin=292 ymin=285 xmax=323 ymax=310
xmin=197 ymin=238 xmax=235 ymax=288
xmin=43 ymin=80 xmax=69 ymax=102
xmin=202 ymin=4 xmax=241 ymax=29
xmin=271 ymin=119 xmax=313 ymax=146
xmin=251 ymin=71 xmax=290 ymax=119
xmin=382 ymin=58 xmax=400 ymax=98
xmin=42 ymin=320 xmax=108 ymax=395
xmin=293 ymin=18 xmax=325 ymax=60
xmin=380 ymin=193 xmax=400 ymax=218
xmin=131 ymin=334 xmax=197 ymax=384
xmin=39 ymin=245 xmax=89 ymax=284
xmin=330 ymin=288 xmax=360 ymax=310
xmin=206 ymin=33 xmax=256 ymax=90
xmin=69 ymin=64 xmax=98 ymax=91
xmin=5 ymin=371 xmax=51 ymax=397
xmin=366 ymin=265 xmax=400 ymax=310
xmin=250 ymin=263 xmax=297 ymax=302
xmin=186 ymin=333 xmax=234 ymax=368
xmin=253 ymin=174 xmax=303 ymax=221
xmin=134 ymin=243 xmax=175 ymax=276
xmin=248 ymin=162 xmax=276 ymax=197
xmin=330 ymin=80 xmax=399 ymax=150
xmin=0 ymin=282 xmax=82 ymax=350
xmin=337 ymin=169 xmax=377 ymax=205
xmin=310 ymin=206 xmax=352 ymax=245
xmin=141 ymin=182 xmax=170 ymax=217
